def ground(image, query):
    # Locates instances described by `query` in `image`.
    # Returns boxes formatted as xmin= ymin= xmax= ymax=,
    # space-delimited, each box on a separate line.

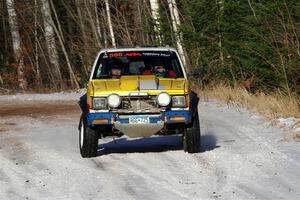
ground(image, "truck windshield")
xmin=92 ymin=51 xmax=184 ymax=79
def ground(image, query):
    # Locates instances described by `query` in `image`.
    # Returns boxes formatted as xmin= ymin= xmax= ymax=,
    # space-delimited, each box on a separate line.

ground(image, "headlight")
xmin=157 ymin=92 xmax=171 ymax=106
xmin=93 ymin=97 xmax=107 ymax=109
xmin=107 ymin=93 xmax=121 ymax=108
xmin=172 ymin=96 xmax=186 ymax=107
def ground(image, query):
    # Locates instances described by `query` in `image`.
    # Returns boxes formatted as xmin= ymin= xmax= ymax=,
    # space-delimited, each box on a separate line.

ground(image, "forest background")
xmin=1 ymin=0 xmax=300 ymax=114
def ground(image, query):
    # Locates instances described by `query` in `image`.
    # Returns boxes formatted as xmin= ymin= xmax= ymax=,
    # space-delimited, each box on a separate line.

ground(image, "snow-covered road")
xmin=0 ymin=94 xmax=299 ymax=200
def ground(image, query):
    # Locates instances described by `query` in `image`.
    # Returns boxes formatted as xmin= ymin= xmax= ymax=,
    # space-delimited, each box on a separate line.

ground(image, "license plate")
xmin=129 ymin=115 xmax=150 ymax=124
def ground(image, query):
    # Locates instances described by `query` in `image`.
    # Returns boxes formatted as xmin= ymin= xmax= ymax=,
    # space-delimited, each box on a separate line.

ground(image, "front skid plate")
xmin=114 ymin=122 xmax=164 ymax=138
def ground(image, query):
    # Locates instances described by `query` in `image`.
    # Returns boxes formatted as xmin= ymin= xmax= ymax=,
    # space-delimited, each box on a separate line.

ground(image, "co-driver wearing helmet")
xmin=143 ymin=65 xmax=176 ymax=78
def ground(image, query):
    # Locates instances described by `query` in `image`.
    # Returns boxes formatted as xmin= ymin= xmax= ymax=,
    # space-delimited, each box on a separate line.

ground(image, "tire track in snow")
xmin=93 ymin=153 xmax=191 ymax=199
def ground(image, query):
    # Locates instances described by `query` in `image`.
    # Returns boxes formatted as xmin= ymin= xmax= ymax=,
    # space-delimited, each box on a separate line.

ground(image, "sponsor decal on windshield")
xmin=108 ymin=52 xmax=171 ymax=58
xmin=142 ymin=53 xmax=171 ymax=57
xmin=109 ymin=52 xmax=142 ymax=58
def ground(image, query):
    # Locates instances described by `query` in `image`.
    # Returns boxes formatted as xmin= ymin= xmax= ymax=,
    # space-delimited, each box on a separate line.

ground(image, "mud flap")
xmin=190 ymin=91 xmax=199 ymax=117
xmin=78 ymin=93 xmax=88 ymax=114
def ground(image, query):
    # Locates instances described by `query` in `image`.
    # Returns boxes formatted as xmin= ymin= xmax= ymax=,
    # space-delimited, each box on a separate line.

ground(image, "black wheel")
xmin=79 ymin=115 xmax=99 ymax=158
xmin=182 ymin=110 xmax=201 ymax=153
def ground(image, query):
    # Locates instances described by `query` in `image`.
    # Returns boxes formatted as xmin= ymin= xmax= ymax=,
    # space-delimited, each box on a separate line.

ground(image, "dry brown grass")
xmin=197 ymin=84 xmax=300 ymax=120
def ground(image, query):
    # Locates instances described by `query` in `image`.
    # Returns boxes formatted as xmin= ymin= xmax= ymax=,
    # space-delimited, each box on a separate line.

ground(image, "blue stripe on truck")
xmin=87 ymin=110 xmax=192 ymax=126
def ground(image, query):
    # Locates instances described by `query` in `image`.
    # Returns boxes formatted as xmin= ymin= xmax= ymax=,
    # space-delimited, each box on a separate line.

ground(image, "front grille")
xmin=114 ymin=96 xmax=164 ymax=113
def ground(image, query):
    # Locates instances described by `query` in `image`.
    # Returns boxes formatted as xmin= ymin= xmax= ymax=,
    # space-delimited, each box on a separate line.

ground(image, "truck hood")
xmin=91 ymin=75 xmax=187 ymax=96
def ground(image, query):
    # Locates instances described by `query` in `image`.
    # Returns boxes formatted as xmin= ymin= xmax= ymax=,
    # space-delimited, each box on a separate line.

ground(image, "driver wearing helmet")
xmin=110 ymin=65 xmax=122 ymax=78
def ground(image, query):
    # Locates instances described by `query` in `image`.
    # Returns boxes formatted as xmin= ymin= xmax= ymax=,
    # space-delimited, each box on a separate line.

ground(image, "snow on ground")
xmin=0 ymin=92 xmax=299 ymax=200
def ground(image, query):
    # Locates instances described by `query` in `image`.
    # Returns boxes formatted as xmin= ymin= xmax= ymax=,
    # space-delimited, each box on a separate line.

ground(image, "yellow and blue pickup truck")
xmin=78 ymin=47 xmax=200 ymax=157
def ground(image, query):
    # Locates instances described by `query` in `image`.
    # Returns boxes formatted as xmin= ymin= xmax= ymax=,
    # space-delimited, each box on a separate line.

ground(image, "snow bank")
xmin=277 ymin=117 xmax=298 ymax=128
xmin=277 ymin=117 xmax=300 ymax=140
xmin=277 ymin=117 xmax=300 ymax=129
xmin=0 ymin=89 xmax=86 ymax=102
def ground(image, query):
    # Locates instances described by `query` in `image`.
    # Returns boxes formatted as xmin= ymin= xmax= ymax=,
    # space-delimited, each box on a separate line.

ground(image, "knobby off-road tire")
xmin=183 ymin=111 xmax=201 ymax=153
xmin=79 ymin=115 xmax=98 ymax=158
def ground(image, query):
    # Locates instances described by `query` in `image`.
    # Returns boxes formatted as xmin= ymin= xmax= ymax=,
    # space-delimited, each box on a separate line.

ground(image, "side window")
xmin=92 ymin=54 xmax=104 ymax=79
xmin=96 ymin=63 xmax=103 ymax=78
xmin=172 ymin=59 xmax=183 ymax=77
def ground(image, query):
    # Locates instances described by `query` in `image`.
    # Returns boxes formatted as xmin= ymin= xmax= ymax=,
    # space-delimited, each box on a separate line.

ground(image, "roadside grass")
xmin=197 ymin=84 xmax=300 ymax=141
xmin=197 ymin=84 xmax=300 ymax=120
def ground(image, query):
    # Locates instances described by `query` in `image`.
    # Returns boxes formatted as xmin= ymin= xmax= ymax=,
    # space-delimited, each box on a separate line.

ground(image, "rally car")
xmin=78 ymin=47 xmax=200 ymax=157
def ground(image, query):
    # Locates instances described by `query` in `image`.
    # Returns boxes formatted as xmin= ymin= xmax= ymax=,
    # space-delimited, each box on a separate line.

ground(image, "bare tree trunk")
xmin=149 ymin=0 xmax=162 ymax=44
xmin=0 ymin=74 xmax=3 ymax=86
xmin=50 ymin=0 xmax=83 ymax=87
xmin=216 ymin=0 xmax=224 ymax=65
xmin=102 ymin=19 xmax=108 ymax=48
xmin=54 ymin=24 xmax=80 ymax=89
xmin=84 ymin=0 xmax=101 ymax=48
xmin=135 ymin=0 xmax=145 ymax=44
xmin=285 ymin=2 xmax=300 ymax=63
xmin=247 ymin=0 xmax=257 ymax=19
xmin=99 ymin=4 xmax=108 ymax=48
xmin=92 ymin=0 xmax=103 ymax=46
xmin=36 ymin=35 xmax=56 ymax=85
xmin=42 ymin=0 xmax=79 ymax=89
xmin=142 ymin=0 xmax=152 ymax=44
xmin=74 ymin=0 xmax=91 ymax=71
xmin=6 ymin=0 xmax=27 ymax=90
xmin=41 ymin=0 xmax=62 ymax=88
xmin=34 ymin=0 xmax=41 ymax=86
xmin=49 ymin=0 xmax=65 ymax=42
xmin=105 ymin=0 xmax=116 ymax=47
xmin=50 ymin=14 xmax=80 ymax=89
xmin=167 ymin=0 xmax=187 ymax=66
xmin=112 ymin=5 xmax=133 ymax=46
xmin=2 ymin=1 xmax=8 ymax=65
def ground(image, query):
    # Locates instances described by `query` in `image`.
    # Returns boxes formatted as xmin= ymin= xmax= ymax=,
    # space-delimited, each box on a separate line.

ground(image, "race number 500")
xmin=109 ymin=53 xmax=123 ymax=58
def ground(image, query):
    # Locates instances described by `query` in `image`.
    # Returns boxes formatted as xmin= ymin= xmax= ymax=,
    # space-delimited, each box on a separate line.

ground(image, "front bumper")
xmin=86 ymin=110 xmax=192 ymax=126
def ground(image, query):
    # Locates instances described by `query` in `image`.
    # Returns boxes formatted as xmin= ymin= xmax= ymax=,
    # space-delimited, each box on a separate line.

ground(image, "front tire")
xmin=79 ymin=115 xmax=98 ymax=158
xmin=182 ymin=111 xmax=201 ymax=153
